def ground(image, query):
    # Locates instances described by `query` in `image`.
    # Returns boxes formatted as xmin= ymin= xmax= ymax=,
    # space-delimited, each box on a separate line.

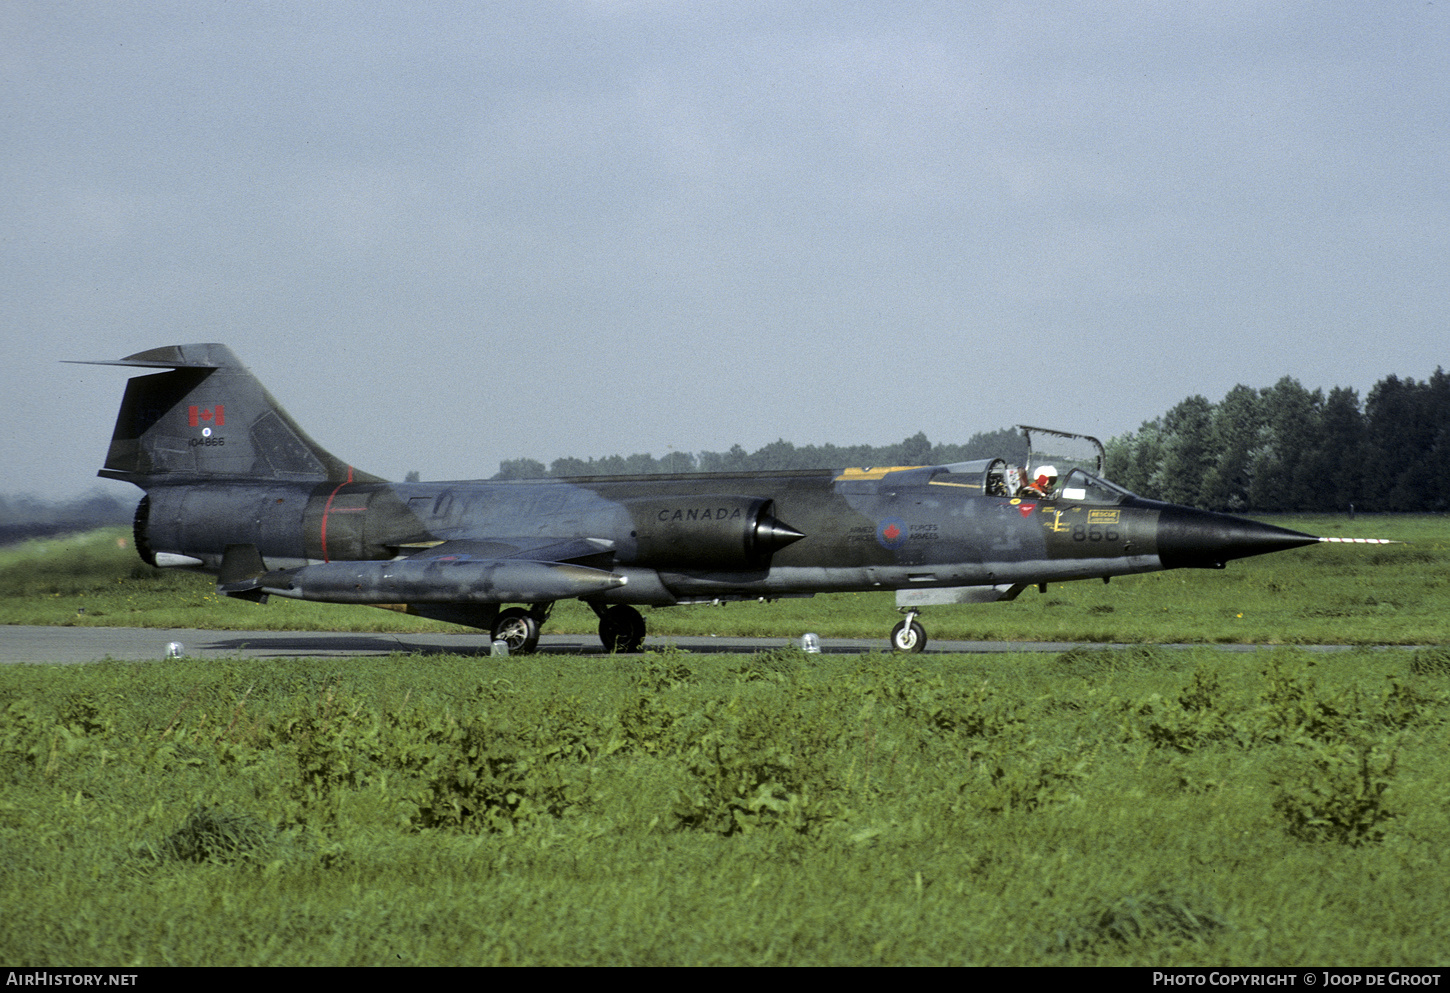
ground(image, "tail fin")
xmin=71 ymin=343 xmax=380 ymax=485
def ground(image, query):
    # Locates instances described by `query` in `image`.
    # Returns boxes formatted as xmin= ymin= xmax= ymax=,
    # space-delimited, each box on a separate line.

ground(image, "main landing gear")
xmin=491 ymin=604 xmax=547 ymax=654
xmin=890 ymin=609 xmax=927 ymax=653
xmin=591 ymin=603 xmax=646 ymax=654
xmin=487 ymin=602 xmax=648 ymax=655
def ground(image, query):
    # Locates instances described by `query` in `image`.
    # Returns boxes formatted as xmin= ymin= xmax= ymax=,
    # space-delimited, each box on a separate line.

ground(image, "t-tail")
xmin=71 ymin=344 xmax=379 ymax=486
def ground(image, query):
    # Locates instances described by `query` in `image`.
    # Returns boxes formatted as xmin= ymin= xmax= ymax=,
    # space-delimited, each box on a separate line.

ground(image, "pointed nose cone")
xmin=1150 ymin=503 xmax=1320 ymax=570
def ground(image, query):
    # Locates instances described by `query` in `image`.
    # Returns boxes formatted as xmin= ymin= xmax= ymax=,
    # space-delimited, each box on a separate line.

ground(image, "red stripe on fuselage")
xmin=319 ymin=466 xmax=355 ymax=563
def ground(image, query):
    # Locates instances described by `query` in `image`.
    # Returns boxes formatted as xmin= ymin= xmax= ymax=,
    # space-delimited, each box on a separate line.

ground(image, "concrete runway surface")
xmin=0 ymin=625 xmax=1379 ymax=665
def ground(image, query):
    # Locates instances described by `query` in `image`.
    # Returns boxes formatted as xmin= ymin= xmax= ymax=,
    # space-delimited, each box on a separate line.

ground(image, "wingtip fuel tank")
xmin=264 ymin=557 xmax=628 ymax=605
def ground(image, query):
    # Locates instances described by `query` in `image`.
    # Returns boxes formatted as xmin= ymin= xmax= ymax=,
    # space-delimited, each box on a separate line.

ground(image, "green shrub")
xmin=731 ymin=645 xmax=807 ymax=683
xmin=966 ymin=739 xmax=1094 ymax=815
xmin=615 ymin=692 xmax=681 ymax=756
xmin=1 ymin=698 xmax=49 ymax=770
xmin=407 ymin=720 xmax=587 ymax=834
xmin=1408 ymin=646 xmax=1450 ymax=676
xmin=636 ymin=647 xmax=696 ymax=690
xmin=672 ymin=697 xmax=841 ymax=836
xmin=138 ymin=806 xmax=277 ymax=865
xmin=1123 ymin=693 xmax=1241 ymax=754
xmin=866 ymin=670 xmax=1021 ymax=745
xmin=1271 ymin=739 xmax=1398 ymax=846
xmin=1052 ymin=891 xmax=1224 ymax=955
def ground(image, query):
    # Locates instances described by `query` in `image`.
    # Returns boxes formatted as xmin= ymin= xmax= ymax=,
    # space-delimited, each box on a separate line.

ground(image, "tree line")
xmin=0 ymin=491 xmax=134 ymax=545
xmin=1103 ymin=369 xmax=1449 ymax=513
xmin=492 ymin=428 xmax=1029 ymax=481
xmin=488 ymin=368 xmax=1447 ymax=515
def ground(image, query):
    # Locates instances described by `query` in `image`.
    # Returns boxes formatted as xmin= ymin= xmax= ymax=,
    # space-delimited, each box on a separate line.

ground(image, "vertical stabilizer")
xmin=71 ymin=344 xmax=380 ymax=485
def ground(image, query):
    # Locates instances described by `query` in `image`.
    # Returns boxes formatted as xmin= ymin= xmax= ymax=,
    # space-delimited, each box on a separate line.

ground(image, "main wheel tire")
xmin=598 ymin=605 xmax=646 ymax=653
xmin=889 ymin=619 xmax=927 ymax=653
xmin=492 ymin=607 xmax=541 ymax=654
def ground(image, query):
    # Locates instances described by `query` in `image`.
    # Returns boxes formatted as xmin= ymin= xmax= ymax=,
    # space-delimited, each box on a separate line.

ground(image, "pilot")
xmin=1020 ymin=464 xmax=1059 ymax=498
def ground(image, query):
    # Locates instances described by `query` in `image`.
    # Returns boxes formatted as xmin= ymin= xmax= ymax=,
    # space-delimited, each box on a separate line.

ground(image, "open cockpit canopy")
xmin=919 ymin=426 xmax=1134 ymax=503
xmin=1017 ymin=425 xmax=1104 ymax=477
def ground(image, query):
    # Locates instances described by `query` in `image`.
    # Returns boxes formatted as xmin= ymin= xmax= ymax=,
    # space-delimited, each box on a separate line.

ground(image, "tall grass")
xmin=3 ymin=646 xmax=1448 ymax=965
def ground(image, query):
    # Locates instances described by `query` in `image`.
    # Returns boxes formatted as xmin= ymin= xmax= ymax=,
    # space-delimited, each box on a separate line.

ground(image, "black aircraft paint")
xmin=73 ymin=344 xmax=1350 ymax=653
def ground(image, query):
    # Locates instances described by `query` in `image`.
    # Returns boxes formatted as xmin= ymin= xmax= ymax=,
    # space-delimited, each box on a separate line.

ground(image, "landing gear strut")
xmin=591 ymin=603 xmax=646 ymax=653
xmin=890 ymin=609 xmax=927 ymax=653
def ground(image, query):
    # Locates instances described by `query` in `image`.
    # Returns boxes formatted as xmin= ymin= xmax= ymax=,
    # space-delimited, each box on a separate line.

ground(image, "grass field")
xmin=3 ymin=644 xmax=1450 ymax=965
xmin=2 ymin=514 xmax=1446 ymax=645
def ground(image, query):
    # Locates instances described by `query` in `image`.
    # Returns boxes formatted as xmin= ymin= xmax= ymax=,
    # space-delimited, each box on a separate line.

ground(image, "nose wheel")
xmin=890 ymin=610 xmax=927 ymax=653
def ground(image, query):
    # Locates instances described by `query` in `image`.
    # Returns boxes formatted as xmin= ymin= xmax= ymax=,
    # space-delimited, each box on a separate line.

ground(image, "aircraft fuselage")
xmin=134 ymin=466 xmax=1299 ymax=605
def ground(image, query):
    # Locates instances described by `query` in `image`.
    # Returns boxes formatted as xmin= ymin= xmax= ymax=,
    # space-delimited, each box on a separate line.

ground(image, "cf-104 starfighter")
xmin=75 ymin=344 xmax=1381 ymax=654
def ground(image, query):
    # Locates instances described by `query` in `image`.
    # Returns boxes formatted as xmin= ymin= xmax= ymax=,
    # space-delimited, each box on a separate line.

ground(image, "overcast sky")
xmin=4 ymin=1 xmax=1446 ymax=501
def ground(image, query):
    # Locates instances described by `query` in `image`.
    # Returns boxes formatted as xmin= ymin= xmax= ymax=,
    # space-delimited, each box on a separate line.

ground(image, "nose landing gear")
xmin=890 ymin=609 xmax=927 ymax=653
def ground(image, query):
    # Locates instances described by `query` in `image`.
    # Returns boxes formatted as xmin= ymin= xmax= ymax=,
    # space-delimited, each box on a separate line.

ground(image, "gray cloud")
xmin=4 ymin=1 xmax=1446 ymax=498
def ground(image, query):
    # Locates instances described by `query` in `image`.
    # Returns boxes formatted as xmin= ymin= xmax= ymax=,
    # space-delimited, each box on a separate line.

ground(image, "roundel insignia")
xmin=877 ymin=516 xmax=908 ymax=550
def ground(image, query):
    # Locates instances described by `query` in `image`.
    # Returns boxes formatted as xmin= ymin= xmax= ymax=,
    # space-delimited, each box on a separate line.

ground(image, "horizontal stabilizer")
xmin=216 ymin=543 xmax=278 ymax=603
xmin=65 ymin=343 xmax=242 ymax=370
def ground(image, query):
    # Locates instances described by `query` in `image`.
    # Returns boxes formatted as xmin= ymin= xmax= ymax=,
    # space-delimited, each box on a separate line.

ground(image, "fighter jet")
xmin=73 ymin=344 xmax=1382 ymax=654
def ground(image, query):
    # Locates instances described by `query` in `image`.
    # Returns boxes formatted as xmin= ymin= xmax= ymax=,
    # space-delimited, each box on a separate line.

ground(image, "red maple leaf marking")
xmin=187 ymin=405 xmax=225 ymax=427
xmin=883 ymin=524 xmax=901 ymax=541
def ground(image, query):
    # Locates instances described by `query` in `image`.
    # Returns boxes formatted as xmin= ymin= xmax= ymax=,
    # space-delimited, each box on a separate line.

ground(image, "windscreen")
xmin=1057 ymin=467 xmax=1133 ymax=504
